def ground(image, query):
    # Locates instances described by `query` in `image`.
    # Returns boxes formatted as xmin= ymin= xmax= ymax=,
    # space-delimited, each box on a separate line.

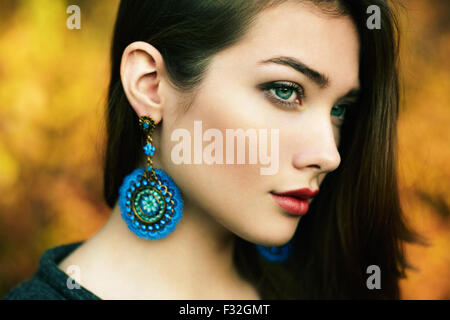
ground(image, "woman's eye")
xmin=331 ymin=104 xmax=348 ymax=120
xmin=259 ymin=81 xmax=304 ymax=109
xmin=331 ymin=103 xmax=352 ymax=121
xmin=273 ymin=87 xmax=295 ymax=100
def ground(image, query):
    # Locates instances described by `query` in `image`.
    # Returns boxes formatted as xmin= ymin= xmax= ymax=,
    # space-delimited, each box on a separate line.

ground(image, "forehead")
xmin=216 ymin=1 xmax=360 ymax=89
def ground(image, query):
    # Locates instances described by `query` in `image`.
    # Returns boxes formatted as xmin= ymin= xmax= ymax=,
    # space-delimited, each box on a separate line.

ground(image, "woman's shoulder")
xmin=2 ymin=241 xmax=101 ymax=300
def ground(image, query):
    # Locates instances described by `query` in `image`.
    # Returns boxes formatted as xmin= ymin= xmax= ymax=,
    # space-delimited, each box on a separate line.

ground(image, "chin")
xmin=239 ymin=222 xmax=299 ymax=247
xmin=257 ymin=235 xmax=295 ymax=247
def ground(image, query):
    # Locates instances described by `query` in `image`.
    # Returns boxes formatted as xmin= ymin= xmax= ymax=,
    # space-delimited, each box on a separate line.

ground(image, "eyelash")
xmin=260 ymin=81 xmax=354 ymax=121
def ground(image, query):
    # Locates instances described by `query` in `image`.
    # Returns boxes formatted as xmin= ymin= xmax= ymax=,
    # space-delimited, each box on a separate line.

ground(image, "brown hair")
xmin=104 ymin=0 xmax=425 ymax=299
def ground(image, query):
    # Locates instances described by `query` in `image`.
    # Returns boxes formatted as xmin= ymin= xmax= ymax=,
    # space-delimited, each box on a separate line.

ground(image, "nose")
xmin=291 ymin=115 xmax=341 ymax=174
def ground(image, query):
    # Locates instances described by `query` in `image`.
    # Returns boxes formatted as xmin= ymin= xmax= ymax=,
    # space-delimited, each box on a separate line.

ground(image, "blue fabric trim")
xmin=118 ymin=168 xmax=183 ymax=240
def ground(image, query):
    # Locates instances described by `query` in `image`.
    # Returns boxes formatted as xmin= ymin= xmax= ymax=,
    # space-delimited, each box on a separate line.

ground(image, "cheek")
xmin=333 ymin=125 xmax=341 ymax=147
xmin=162 ymin=80 xmax=272 ymax=187
xmin=156 ymin=84 xmax=296 ymax=243
xmin=171 ymin=88 xmax=265 ymax=183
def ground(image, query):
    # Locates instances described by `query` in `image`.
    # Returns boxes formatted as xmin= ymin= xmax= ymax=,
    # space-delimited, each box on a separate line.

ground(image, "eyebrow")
xmin=259 ymin=56 xmax=330 ymax=88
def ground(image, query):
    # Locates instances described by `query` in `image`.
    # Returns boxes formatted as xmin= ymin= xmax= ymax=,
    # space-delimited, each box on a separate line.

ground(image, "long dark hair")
xmin=104 ymin=0 xmax=425 ymax=299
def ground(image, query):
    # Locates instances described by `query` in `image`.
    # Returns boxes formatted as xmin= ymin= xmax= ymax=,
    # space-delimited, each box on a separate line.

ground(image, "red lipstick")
xmin=271 ymin=188 xmax=318 ymax=216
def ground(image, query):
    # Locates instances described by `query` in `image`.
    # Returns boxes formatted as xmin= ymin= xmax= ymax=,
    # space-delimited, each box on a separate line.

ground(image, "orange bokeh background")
xmin=0 ymin=0 xmax=448 ymax=299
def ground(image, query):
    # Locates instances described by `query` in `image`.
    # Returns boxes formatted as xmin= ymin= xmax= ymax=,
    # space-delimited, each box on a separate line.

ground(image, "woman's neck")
xmin=58 ymin=199 xmax=260 ymax=299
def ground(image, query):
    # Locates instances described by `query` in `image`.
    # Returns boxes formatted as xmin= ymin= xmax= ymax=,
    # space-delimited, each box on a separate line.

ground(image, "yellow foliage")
xmin=0 ymin=0 xmax=448 ymax=299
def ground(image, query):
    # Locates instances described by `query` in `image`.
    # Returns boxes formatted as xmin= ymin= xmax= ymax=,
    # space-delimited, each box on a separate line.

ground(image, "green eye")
xmin=331 ymin=104 xmax=347 ymax=120
xmin=273 ymin=87 xmax=294 ymax=100
xmin=259 ymin=81 xmax=305 ymax=109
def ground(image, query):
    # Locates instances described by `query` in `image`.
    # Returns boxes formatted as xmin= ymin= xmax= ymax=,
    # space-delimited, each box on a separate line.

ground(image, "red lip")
xmin=270 ymin=188 xmax=318 ymax=216
xmin=275 ymin=188 xmax=319 ymax=200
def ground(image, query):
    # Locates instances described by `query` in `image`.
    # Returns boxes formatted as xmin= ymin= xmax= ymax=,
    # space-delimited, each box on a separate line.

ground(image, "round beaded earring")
xmin=118 ymin=116 xmax=183 ymax=240
xmin=255 ymin=241 xmax=293 ymax=263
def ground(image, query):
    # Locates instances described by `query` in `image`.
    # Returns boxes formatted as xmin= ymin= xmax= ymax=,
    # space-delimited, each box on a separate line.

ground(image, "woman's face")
xmin=157 ymin=2 xmax=360 ymax=246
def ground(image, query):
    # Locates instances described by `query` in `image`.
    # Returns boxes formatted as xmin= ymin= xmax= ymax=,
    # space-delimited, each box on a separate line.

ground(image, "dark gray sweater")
xmin=3 ymin=242 xmax=101 ymax=300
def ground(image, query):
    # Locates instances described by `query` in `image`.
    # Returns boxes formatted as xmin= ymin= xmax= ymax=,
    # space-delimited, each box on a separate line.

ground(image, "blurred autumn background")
xmin=0 ymin=0 xmax=448 ymax=299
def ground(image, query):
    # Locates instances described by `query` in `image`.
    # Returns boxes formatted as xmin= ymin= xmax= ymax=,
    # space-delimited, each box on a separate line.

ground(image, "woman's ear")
xmin=120 ymin=41 xmax=167 ymax=124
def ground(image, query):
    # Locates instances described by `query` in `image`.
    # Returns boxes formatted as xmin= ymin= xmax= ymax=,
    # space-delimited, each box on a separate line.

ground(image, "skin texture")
xmin=58 ymin=2 xmax=360 ymax=299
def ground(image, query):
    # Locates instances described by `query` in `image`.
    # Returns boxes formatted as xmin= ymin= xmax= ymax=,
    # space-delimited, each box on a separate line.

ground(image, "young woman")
xmin=4 ymin=0 xmax=422 ymax=299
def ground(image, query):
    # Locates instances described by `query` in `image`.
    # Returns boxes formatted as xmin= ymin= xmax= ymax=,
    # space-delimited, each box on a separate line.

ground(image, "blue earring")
xmin=118 ymin=116 xmax=183 ymax=240
xmin=255 ymin=241 xmax=293 ymax=262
